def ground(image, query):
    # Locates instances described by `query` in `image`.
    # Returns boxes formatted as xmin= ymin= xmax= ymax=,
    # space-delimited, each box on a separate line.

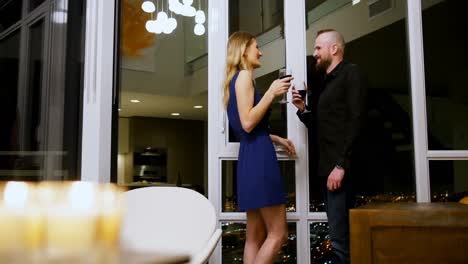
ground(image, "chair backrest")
xmin=120 ymin=187 xmax=217 ymax=255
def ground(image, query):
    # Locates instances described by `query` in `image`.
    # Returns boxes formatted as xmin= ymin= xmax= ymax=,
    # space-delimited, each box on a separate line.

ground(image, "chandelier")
xmin=141 ymin=0 xmax=206 ymax=35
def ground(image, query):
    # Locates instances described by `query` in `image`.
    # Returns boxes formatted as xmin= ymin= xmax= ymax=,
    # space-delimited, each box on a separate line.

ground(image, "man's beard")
xmin=315 ymin=56 xmax=331 ymax=72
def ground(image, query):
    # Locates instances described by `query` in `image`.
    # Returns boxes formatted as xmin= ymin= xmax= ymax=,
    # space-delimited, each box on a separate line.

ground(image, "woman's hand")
xmin=279 ymin=138 xmax=297 ymax=157
xmin=266 ymin=76 xmax=294 ymax=99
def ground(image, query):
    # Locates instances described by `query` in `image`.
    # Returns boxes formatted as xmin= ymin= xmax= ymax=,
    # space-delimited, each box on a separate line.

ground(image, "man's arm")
xmin=296 ymin=105 xmax=315 ymax=130
xmin=337 ymin=65 xmax=367 ymax=169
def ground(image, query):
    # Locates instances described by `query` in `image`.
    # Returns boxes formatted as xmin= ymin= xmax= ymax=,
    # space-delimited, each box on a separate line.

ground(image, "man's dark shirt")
xmin=297 ymin=60 xmax=367 ymax=178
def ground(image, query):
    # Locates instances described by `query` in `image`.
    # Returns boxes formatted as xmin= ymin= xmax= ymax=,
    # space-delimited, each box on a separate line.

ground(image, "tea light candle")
xmin=0 ymin=182 xmax=29 ymax=251
xmin=97 ymin=185 xmax=124 ymax=248
xmin=46 ymin=182 xmax=98 ymax=257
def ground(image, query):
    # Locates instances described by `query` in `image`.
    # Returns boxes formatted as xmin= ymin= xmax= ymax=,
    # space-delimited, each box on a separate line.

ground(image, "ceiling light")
xmin=130 ymin=99 xmax=141 ymax=103
xmin=157 ymin=11 xmax=168 ymax=21
xmin=171 ymin=113 xmax=180 ymax=116
xmin=168 ymin=17 xmax=177 ymax=31
xmin=145 ymin=20 xmax=157 ymax=33
xmin=181 ymin=5 xmax=196 ymax=17
xmin=193 ymin=105 xmax=203 ymax=109
xmin=194 ymin=24 xmax=205 ymax=36
xmin=195 ymin=10 xmax=205 ymax=24
xmin=141 ymin=1 xmax=156 ymax=13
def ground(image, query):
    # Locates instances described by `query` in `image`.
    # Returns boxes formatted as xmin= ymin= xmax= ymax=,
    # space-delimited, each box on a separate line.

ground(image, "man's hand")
xmin=291 ymin=84 xmax=306 ymax=112
xmin=327 ymin=166 xmax=345 ymax=191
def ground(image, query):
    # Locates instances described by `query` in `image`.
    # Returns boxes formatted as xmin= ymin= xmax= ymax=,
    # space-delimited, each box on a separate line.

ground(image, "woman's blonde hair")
xmin=223 ymin=31 xmax=255 ymax=108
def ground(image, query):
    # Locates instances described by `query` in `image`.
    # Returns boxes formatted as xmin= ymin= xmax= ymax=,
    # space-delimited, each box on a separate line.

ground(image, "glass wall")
xmin=0 ymin=0 xmax=86 ymax=182
xmin=29 ymin=0 xmax=46 ymax=11
xmin=310 ymin=222 xmax=332 ymax=263
xmin=227 ymin=0 xmax=287 ymax=143
xmin=305 ymin=0 xmax=416 ymax=211
xmin=0 ymin=0 xmax=22 ymax=32
xmin=116 ymin=0 xmax=208 ymax=195
xmin=0 ymin=31 xmax=21 ymax=175
xmin=421 ymin=0 xmax=468 ymax=203
xmin=429 ymin=160 xmax=468 ymax=202
xmin=229 ymin=0 xmax=283 ymax=35
xmin=222 ymin=222 xmax=297 ymax=263
xmin=422 ymin=0 xmax=468 ymax=151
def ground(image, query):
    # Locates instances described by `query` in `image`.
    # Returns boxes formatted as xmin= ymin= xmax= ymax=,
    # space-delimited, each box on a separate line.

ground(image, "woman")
xmin=224 ymin=31 xmax=296 ymax=264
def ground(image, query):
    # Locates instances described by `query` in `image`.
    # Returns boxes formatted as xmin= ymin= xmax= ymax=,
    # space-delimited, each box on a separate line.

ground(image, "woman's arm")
xmin=270 ymin=134 xmax=281 ymax=144
xmin=270 ymin=134 xmax=296 ymax=156
xmin=236 ymin=70 xmax=292 ymax=133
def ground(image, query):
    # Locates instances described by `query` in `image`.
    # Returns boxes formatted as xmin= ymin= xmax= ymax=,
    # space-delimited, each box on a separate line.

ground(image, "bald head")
xmin=317 ymin=29 xmax=345 ymax=52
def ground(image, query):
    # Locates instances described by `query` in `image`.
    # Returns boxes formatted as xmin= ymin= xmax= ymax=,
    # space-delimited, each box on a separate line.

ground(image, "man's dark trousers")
xmin=321 ymin=176 xmax=355 ymax=264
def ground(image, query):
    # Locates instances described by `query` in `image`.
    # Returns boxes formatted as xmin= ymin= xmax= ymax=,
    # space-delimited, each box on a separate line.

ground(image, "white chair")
xmin=120 ymin=187 xmax=222 ymax=264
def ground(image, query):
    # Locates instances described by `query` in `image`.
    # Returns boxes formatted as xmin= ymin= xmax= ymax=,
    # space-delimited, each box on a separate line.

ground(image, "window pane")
xmin=228 ymin=0 xmax=287 ymax=143
xmin=310 ymin=222 xmax=333 ymax=263
xmin=0 ymin=0 xmax=22 ymax=32
xmin=117 ymin=0 xmax=208 ymax=195
xmin=0 ymin=0 xmax=86 ymax=181
xmin=0 ymin=30 xmax=20 ymax=175
xmin=430 ymin=160 xmax=468 ymax=202
xmin=228 ymin=69 xmax=288 ymax=142
xmin=26 ymin=19 xmax=45 ymax=153
xmin=222 ymin=222 xmax=297 ymax=263
xmin=29 ymin=0 xmax=46 ymax=11
xmin=422 ymin=0 xmax=468 ymax=150
xmin=1 ymin=20 xmax=47 ymax=180
xmin=222 ymin=160 xmax=295 ymax=212
xmin=306 ymin=0 xmax=415 ymax=211
xmin=229 ymin=0 xmax=283 ymax=35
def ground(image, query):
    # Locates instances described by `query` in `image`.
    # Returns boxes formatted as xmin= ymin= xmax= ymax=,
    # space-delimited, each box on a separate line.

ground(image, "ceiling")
xmin=119 ymin=91 xmax=207 ymax=120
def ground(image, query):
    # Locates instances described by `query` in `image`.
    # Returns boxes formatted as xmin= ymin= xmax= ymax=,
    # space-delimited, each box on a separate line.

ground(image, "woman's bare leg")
xmin=254 ymin=204 xmax=287 ymax=264
xmin=243 ymin=209 xmax=267 ymax=264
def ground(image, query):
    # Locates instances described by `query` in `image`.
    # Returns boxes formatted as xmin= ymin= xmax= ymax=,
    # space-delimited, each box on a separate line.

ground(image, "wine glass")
xmin=278 ymin=67 xmax=292 ymax=104
xmin=297 ymin=81 xmax=308 ymax=104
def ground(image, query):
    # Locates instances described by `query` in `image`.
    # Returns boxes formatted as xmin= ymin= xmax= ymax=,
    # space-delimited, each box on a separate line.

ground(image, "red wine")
xmin=279 ymin=74 xmax=292 ymax=79
xmin=298 ymin=89 xmax=307 ymax=100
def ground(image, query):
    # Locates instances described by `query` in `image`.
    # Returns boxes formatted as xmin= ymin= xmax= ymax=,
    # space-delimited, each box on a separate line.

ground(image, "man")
xmin=292 ymin=29 xmax=367 ymax=263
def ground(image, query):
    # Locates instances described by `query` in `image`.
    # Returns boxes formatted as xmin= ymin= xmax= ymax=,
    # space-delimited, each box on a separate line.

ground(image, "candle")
xmin=0 ymin=206 xmax=25 ymax=251
xmin=97 ymin=184 xmax=125 ymax=248
xmin=45 ymin=182 xmax=98 ymax=258
xmin=0 ymin=181 xmax=126 ymax=263
xmin=0 ymin=182 xmax=29 ymax=261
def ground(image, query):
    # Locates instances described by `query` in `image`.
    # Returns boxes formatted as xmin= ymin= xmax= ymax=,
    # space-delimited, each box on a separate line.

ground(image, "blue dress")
xmin=227 ymin=72 xmax=287 ymax=211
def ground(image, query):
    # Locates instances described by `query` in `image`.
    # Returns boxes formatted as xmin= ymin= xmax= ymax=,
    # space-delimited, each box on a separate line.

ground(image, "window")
xmin=29 ymin=0 xmax=45 ymax=11
xmin=0 ymin=0 xmax=86 ymax=181
xmin=430 ymin=160 xmax=468 ymax=202
xmin=227 ymin=0 xmax=287 ymax=144
xmin=306 ymin=0 xmax=415 ymax=211
xmin=116 ymin=0 xmax=209 ymax=195
xmin=222 ymin=222 xmax=297 ymax=263
xmin=422 ymin=0 xmax=468 ymax=151
xmin=0 ymin=0 xmax=22 ymax=32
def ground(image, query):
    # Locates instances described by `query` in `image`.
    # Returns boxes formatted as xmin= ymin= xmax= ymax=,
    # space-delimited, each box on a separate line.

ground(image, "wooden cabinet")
xmin=350 ymin=203 xmax=468 ymax=263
